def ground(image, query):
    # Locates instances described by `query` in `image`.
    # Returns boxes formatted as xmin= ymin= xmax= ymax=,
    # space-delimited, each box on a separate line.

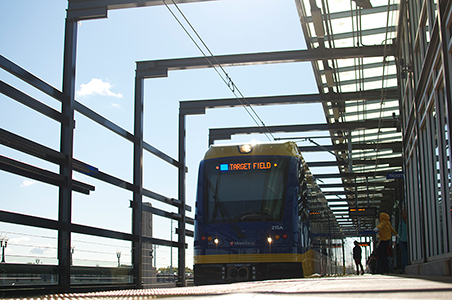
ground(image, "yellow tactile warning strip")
xmin=4 ymin=280 xmax=280 ymax=300
xmin=5 ymin=275 xmax=452 ymax=300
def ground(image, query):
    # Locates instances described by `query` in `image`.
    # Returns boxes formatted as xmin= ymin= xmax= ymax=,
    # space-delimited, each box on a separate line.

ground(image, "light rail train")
xmin=193 ymin=141 xmax=338 ymax=285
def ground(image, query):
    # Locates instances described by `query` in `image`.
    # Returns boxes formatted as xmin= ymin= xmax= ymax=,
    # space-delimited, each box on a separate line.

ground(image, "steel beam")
xmin=67 ymin=0 xmax=215 ymax=20
xmin=299 ymin=141 xmax=402 ymax=152
xmin=315 ymin=171 xmax=396 ymax=179
xmin=175 ymin=227 xmax=194 ymax=238
xmin=323 ymin=190 xmax=393 ymax=196
xmin=324 ymin=198 xmax=383 ymax=203
xmin=319 ymin=181 xmax=398 ymax=189
xmin=136 ymin=45 xmax=395 ymax=72
xmin=208 ymin=120 xmax=399 ymax=145
xmin=308 ymin=157 xmax=403 ymax=167
xmin=132 ymin=75 xmax=144 ymax=288
xmin=70 ymin=223 xmax=134 ymax=241
xmin=0 ymin=128 xmax=65 ymax=165
xmin=142 ymin=202 xmax=194 ymax=224
xmin=0 ymin=210 xmax=59 ymax=231
xmin=0 ymin=210 xmax=139 ymax=243
xmin=59 ymin=15 xmax=78 ymax=292
xmin=180 ymin=88 xmax=398 ymax=115
xmin=178 ymin=109 xmax=187 ymax=286
xmin=311 ymin=26 xmax=397 ymax=44
xmin=75 ymin=101 xmax=184 ymax=170
xmin=0 ymin=55 xmax=67 ymax=101
xmin=0 ymin=155 xmax=94 ymax=195
xmin=0 ymin=81 xmax=63 ymax=122
xmin=321 ymin=73 xmax=398 ymax=88
xmin=131 ymin=61 xmax=193 ymax=287
xmin=0 ymin=128 xmax=189 ymax=210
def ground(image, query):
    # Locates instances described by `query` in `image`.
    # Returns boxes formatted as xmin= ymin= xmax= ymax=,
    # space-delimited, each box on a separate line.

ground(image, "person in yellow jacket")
xmin=374 ymin=212 xmax=399 ymax=274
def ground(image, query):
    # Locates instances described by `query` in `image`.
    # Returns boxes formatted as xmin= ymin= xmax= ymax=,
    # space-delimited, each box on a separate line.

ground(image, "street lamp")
xmin=116 ymin=249 xmax=121 ymax=267
xmin=1 ymin=233 xmax=8 ymax=263
xmin=71 ymin=246 xmax=75 ymax=266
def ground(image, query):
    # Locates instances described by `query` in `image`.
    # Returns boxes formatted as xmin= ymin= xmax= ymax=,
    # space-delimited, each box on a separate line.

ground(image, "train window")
xmin=298 ymin=161 xmax=305 ymax=183
xmin=203 ymin=157 xmax=289 ymax=223
xmin=298 ymin=161 xmax=309 ymax=222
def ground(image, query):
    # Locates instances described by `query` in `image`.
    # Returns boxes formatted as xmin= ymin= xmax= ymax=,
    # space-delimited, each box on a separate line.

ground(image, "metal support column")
xmin=414 ymin=84 xmax=427 ymax=263
xmin=437 ymin=0 xmax=452 ymax=252
xmin=177 ymin=110 xmax=186 ymax=287
xmin=59 ymin=15 xmax=78 ymax=292
xmin=133 ymin=75 xmax=144 ymax=288
xmin=342 ymin=239 xmax=345 ymax=275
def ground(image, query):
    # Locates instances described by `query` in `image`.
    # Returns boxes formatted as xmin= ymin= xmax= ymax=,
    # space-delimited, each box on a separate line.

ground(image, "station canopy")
xmin=294 ymin=0 xmax=402 ymax=237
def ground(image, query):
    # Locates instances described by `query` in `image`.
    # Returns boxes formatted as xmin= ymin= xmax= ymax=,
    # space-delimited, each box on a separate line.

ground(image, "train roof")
xmin=203 ymin=141 xmax=302 ymax=160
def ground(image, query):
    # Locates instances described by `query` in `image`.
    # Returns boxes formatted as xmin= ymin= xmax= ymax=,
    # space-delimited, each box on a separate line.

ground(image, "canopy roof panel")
xmin=295 ymin=0 xmax=402 ymax=236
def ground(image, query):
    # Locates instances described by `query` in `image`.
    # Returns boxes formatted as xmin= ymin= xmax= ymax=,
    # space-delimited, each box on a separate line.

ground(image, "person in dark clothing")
xmin=367 ymin=251 xmax=377 ymax=274
xmin=353 ymin=241 xmax=364 ymax=275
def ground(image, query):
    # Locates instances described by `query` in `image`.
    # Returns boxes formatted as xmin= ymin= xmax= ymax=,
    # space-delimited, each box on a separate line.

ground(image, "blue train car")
xmin=194 ymin=141 xmax=332 ymax=285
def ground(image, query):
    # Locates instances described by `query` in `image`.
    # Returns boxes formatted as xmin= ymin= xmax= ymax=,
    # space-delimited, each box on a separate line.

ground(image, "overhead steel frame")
xmin=397 ymin=0 xmax=452 ymax=275
xmin=207 ymin=123 xmax=401 ymax=178
xmin=135 ymin=43 xmax=396 ymax=228
xmin=65 ymin=0 xmax=201 ymax=290
xmin=0 ymin=1 xmax=208 ymax=295
xmin=207 ymin=120 xmax=400 ymax=144
xmin=136 ymin=51 xmax=396 ymax=241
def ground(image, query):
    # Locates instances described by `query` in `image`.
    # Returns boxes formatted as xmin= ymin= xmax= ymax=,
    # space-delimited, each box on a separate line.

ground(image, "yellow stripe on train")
xmin=195 ymin=250 xmax=316 ymax=277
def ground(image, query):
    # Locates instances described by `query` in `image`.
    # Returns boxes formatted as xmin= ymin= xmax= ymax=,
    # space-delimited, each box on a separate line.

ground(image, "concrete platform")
xmin=9 ymin=274 xmax=452 ymax=299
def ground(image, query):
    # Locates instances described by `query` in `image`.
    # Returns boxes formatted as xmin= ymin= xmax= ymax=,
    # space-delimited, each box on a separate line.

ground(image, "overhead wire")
xmin=163 ymin=0 xmax=275 ymax=141
xmin=2 ymin=230 xmax=133 ymax=266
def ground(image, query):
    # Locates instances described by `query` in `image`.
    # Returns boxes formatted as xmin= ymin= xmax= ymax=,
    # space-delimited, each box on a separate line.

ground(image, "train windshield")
xmin=204 ymin=157 xmax=289 ymax=223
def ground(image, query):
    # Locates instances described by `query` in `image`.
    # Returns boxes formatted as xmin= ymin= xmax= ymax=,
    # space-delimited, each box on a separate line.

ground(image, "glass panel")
xmin=0 ymin=223 xmax=58 ymax=287
xmin=436 ymin=87 xmax=452 ymax=253
xmin=428 ymin=105 xmax=440 ymax=256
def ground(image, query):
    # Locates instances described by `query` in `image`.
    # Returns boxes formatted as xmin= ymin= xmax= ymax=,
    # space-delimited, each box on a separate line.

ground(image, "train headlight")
xmin=238 ymin=144 xmax=253 ymax=154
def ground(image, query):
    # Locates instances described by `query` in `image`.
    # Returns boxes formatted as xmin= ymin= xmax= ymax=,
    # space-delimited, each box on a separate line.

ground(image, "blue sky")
xmin=0 ymin=0 xmax=350 ymax=269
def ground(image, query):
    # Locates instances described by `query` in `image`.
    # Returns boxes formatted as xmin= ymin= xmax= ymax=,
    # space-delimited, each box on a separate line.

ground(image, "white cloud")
xmin=20 ymin=179 xmax=36 ymax=187
xmin=76 ymin=78 xmax=123 ymax=98
xmin=10 ymin=237 xmax=30 ymax=244
xmin=28 ymin=243 xmax=54 ymax=255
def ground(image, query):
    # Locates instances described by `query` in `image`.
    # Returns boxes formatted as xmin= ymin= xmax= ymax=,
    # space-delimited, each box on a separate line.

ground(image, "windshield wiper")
xmin=206 ymin=177 xmax=246 ymax=238
xmin=235 ymin=211 xmax=272 ymax=222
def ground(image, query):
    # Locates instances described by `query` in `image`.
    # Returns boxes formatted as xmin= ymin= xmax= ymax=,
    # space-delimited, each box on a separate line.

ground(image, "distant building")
xmin=142 ymin=203 xmax=156 ymax=287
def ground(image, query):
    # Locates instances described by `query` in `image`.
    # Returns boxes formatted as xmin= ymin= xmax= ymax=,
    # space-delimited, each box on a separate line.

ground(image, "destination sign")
xmin=349 ymin=207 xmax=377 ymax=217
xmin=217 ymin=161 xmax=277 ymax=172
